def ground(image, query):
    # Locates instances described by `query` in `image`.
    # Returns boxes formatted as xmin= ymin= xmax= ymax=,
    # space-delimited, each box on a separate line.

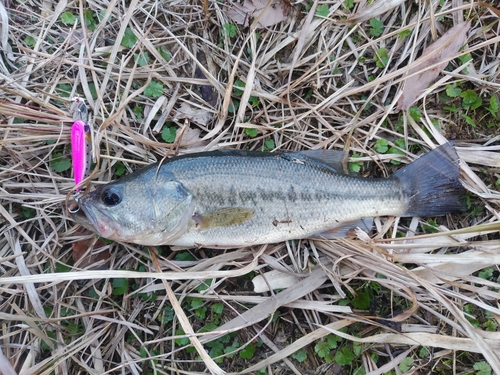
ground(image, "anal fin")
xmin=310 ymin=217 xmax=373 ymax=239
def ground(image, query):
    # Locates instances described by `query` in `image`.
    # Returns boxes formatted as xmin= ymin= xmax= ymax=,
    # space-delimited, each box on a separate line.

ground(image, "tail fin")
xmin=394 ymin=143 xmax=466 ymax=217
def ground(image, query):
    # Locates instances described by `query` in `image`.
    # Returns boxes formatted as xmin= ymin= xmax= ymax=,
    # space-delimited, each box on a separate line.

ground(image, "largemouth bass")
xmin=69 ymin=143 xmax=465 ymax=248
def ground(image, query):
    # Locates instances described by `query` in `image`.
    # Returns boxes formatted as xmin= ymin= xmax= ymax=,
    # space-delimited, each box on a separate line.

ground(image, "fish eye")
xmin=101 ymin=188 xmax=122 ymax=206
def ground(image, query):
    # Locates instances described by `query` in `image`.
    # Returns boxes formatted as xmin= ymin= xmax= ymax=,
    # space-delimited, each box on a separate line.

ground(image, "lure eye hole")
xmin=68 ymin=201 xmax=80 ymax=213
xmin=101 ymin=188 xmax=122 ymax=206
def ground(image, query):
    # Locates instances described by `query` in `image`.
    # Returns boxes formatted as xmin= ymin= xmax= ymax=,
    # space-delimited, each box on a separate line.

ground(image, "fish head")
xmin=69 ymin=173 xmax=194 ymax=245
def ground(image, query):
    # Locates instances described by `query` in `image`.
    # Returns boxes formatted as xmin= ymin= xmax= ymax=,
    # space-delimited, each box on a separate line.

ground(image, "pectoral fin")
xmin=193 ymin=207 xmax=255 ymax=230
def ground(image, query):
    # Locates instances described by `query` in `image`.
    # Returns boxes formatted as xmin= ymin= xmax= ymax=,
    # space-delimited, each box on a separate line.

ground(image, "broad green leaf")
xmin=245 ymin=128 xmax=258 ymax=137
xmin=461 ymin=89 xmax=481 ymax=109
xmin=134 ymin=52 xmax=150 ymax=67
xmin=461 ymin=113 xmax=476 ymax=127
xmin=394 ymin=139 xmax=405 ymax=149
xmin=132 ymin=105 xmax=143 ymax=119
xmin=473 ymin=361 xmax=492 ymax=375
xmin=374 ymin=48 xmax=389 ymax=68
xmin=335 ymin=346 xmax=355 ymax=366
xmin=325 ymin=333 xmax=341 ymax=348
xmin=369 ymin=18 xmax=384 ymax=37
xmin=488 ymin=96 xmax=499 ymax=118
xmin=324 ymin=352 xmax=335 ymax=363
xmin=223 ymin=340 xmax=240 ymax=358
xmin=208 ymin=341 xmax=224 ymax=359
xmin=314 ymin=340 xmax=331 ymax=358
xmin=55 ymin=262 xmax=71 ymax=273
xmin=196 ymin=279 xmax=213 ymax=292
xmin=239 ymin=343 xmax=255 ymax=359
xmin=353 ymin=341 xmax=363 ymax=356
xmin=83 ymin=9 xmax=97 ymax=31
xmin=490 ymin=96 xmax=499 ymax=111
xmin=195 ymin=307 xmax=206 ymax=319
xmin=409 ymin=106 xmax=421 ymax=121
xmin=228 ymin=100 xmax=240 ymax=114
xmin=351 ymin=291 xmax=370 ymax=309
xmin=446 ymin=84 xmax=462 ymax=98
xmin=175 ymin=251 xmax=195 ymax=261
xmin=191 ymin=297 xmax=205 ymax=309
xmin=121 ymin=28 xmax=137 ymax=48
xmin=483 ymin=319 xmax=498 ymax=332
xmin=387 ymin=139 xmax=406 ymax=165
xmin=349 ymin=153 xmax=363 ymax=173
xmin=56 ymin=83 xmax=72 ymax=98
xmin=398 ymin=29 xmax=411 ymax=39
xmin=97 ymin=10 xmax=108 ymax=22
xmin=399 ymin=357 xmax=414 ymax=372
xmin=374 ymin=138 xmax=388 ymax=153
xmin=25 ymin=35 xmax=36 ymax=47
xmin=162 ymin=306 xmax=174 ymax=323
xmin=344 ymin=0 xmax=354 ymax=10
xmin=316 ymin=4 xmax=329 ymax=17
xmin=60 ymin=12 xmax=76 ymax=25
xmin=459 ymin=52 xmax=473 ymax=65
xmin=223 ymin=23 xmax=237 ymax=38
xmin=249 ymin=96 xmax=260 ymax=107
xmin=21 ymin=206 xmax=36 ymax=219
xmin=422 ymin=219 xmax=439 ymax=233
xmin=144 ymin=81 xmax=163 ymax=98
xmin=158 ymin=46 xmax=172 ymax=62
xmin=263 ymin=139 xmax=275 ymax=151
xmin=114 ymin=162 xmax=126 ymax=176
xmin=161 ymin=126 xmax=177 ymax=143
xmin=233 ymin=80 xmax=245 ymax=96
xmin=51 ymin=155 xmax=71 ymax=173
xmin=40 ymin=330 xmax=56 ymax=351
xmin=292 ymin=348 xmax=307 ymax=362
xmin=88 ymin=82 xmax=98 ymax=99
xmin=478 ymin=268 xmax=493 ymax=280
xmin=112 ymin=278 xmax=128 ymax=295
xmin=418 ymin=346 xmax=429 ymax=358
xmin=201 ymin=322 xmax=218 ymax=333
xmin=211 ymin=303 xmax=223 ymax=315
xmin=174 ymin=329 xmax=190 ymax=346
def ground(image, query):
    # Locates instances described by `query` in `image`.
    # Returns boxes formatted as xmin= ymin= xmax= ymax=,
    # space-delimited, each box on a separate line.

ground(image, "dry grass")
xmin=1 ymin=0 xmax=500 ymax=374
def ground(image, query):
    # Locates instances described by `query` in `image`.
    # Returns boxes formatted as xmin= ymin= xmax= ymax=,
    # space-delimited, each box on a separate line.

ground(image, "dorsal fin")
xmin=290 ymin=149 xmax=348 ymax=174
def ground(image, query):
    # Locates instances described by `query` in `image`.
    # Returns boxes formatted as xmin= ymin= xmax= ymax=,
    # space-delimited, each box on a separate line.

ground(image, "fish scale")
xmin=70 ymin=144 xmax=465 ymax=248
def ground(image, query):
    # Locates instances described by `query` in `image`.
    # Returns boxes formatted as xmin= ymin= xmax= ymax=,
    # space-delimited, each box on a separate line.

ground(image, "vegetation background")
xmin=0 ymin=0 xmax=499 ymax=374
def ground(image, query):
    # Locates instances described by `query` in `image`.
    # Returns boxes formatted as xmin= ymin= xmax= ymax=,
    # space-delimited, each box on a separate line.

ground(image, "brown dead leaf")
xmin=346 ymin=0 xmax=405 ymax=24
xmin=72 ymin=229 xmax=110 ymax=270
xmin=227 ymin=0 xmax=292 ymax=28
xmin=173 ymin=102 xmax=214 ymax=126
xmin=397 ymin=21 xmax=471 ymax=110
xmin=179 ymin=126 xmax=208 ymax=149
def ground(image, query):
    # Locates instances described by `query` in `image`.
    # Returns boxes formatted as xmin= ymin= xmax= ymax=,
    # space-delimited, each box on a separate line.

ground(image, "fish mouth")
xmin=67 ymin=199 xmax=116 ymax=239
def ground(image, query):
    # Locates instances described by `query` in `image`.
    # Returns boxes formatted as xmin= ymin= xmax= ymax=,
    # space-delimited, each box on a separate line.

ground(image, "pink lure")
xmin=71 ymin=120 xmax=92 ymax=190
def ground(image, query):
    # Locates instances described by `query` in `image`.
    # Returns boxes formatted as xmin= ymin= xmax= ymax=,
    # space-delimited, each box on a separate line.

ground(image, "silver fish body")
xmin=70 ymin=144 xmax=464 ymax=248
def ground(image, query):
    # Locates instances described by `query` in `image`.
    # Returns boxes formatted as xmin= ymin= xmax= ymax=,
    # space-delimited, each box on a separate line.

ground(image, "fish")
xmin=69 ymin=143 xmax=465 ymax=248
